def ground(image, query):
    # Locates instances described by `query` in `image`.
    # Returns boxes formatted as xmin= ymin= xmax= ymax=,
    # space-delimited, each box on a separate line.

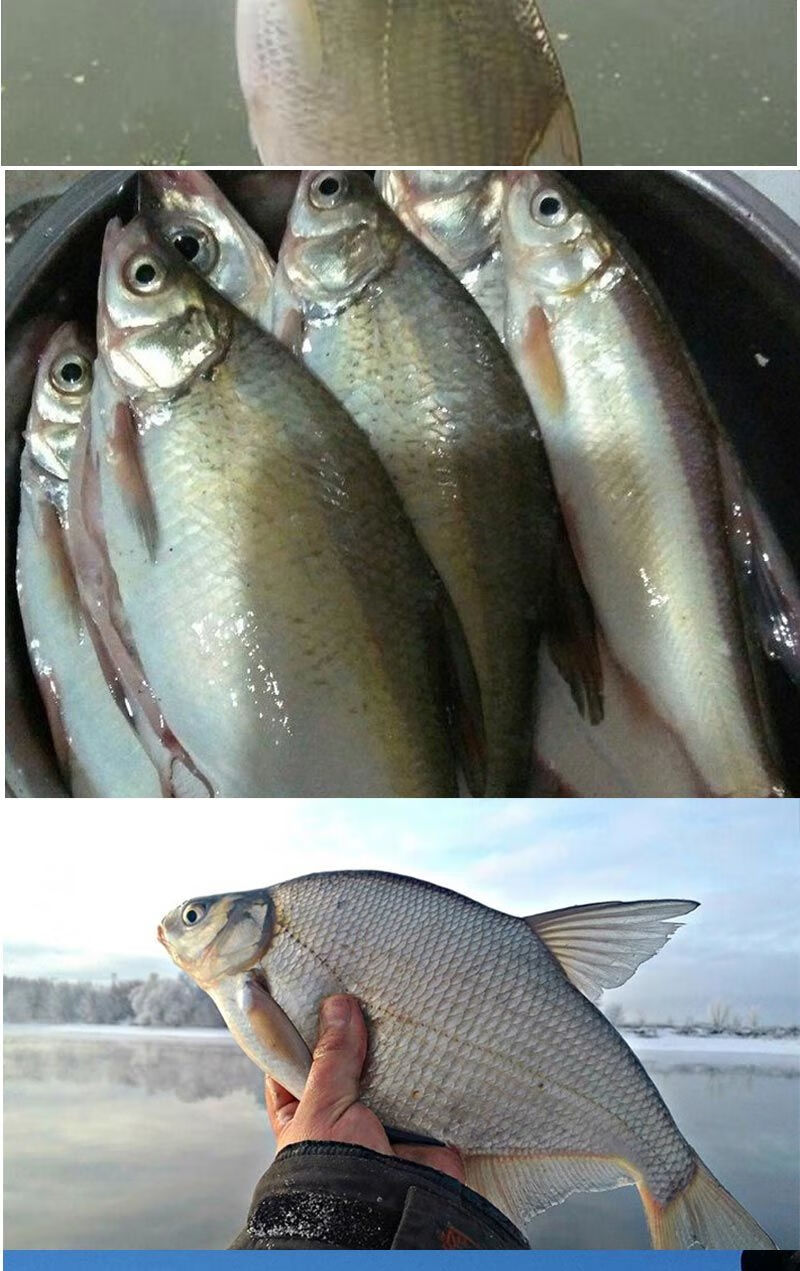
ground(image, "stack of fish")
xmin=15 ymin=170 xmax=799 ymax=797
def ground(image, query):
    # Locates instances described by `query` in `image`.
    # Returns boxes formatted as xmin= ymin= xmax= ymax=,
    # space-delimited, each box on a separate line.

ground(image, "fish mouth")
xmin=156 ymin=923 xmax=168 ymax=949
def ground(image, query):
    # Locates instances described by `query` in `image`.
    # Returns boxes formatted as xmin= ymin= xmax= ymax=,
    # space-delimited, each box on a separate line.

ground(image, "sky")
xmin=4 ymin=798 xmax=799 ymax=1024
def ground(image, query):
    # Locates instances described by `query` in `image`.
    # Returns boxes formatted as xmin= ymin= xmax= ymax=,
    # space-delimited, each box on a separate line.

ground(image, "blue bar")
xmin=4 ymin=1254 xmax=742 ymax=1270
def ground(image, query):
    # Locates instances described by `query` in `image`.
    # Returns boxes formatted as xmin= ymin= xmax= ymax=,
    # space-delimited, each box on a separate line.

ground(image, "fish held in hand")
xmin=16 ymin=322 xmax=160 ymax=796
xmin=79 ymin=215 xmax=458 ymax=796
xmin=159 ymin=871 xmax=774 ymax=1248
xmin=235 ymin=0 xmax=581 ymax=166
xmin=272 ymin=169 xmax=593 ymax=796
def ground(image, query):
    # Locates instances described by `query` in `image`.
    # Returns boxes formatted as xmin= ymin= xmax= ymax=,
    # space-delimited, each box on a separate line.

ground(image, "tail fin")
xmin=643 ymin=1159 xmax=776 ymax=1250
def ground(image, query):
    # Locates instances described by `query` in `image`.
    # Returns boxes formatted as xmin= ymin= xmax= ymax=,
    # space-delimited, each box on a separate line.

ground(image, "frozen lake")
xmin=1 ymin=0 xmax=796 ymax=165
xmin=4 ymin=1025 xmax=798 ymax=1249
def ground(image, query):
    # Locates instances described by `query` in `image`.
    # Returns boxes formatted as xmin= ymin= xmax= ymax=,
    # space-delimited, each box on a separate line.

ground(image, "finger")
xmin=395 ymin=1143 xmax=466 ymax=1183
xmin=265 ymin=1076 xmax=299 ymax=1133
xmin=300 ymin=995 xmax=367 ymax=1126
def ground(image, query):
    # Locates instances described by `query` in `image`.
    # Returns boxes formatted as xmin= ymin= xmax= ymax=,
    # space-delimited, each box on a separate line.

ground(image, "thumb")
xmin=301 ymin=995 xmax=367 ymax=1126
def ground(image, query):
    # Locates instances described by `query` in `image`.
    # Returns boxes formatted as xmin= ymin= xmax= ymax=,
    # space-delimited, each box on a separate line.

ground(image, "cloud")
xmin=4 ymin=798 xmax=797 ymax=1021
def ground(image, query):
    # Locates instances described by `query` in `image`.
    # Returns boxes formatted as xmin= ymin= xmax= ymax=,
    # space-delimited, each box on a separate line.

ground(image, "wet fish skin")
xmin=500 ymin=173 xmax=784 ymax=797
xmin=235 ymin=0 xmax=581 ymax=165
xmin=383 ymin=170 xmax=787 ymax=797
xmin=88 ymin=216 xmax=458 ymax=797
xmin=377 ymin=169 xmax=509 ymax=338
xmin=16 ymin=322 xmax=161 ymax=797
xmin=273 ymin=170 xmax=562 ymax=795
xmin=159 ymin=871 xmax=774 ymax=1249
xmin=141 ymin=170 xmax=276 ymax=328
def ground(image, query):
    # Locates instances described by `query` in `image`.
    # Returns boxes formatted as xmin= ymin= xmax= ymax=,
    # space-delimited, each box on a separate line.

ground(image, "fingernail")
xmin=322 ymin=995 xmax=351 ymax=1028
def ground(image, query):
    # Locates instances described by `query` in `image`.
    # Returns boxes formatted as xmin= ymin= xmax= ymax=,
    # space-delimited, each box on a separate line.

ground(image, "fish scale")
xmin=235 ymin=0 xmax=578 ymax=164
xmin=267 ymin=872 xmax=694 ymax=1192
xmin=517 ymin=272 xmax=774 ymax=795
xmin=161 ymin=872 xmax=773 ymax=1246
xmin=91 ymin=223 xmax=458 ymax=796
xmin=277 ymin=178 xmax=561 ymax=794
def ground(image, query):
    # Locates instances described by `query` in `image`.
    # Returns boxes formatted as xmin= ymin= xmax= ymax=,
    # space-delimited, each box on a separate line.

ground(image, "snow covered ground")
xmin=5 ymin=1020 xmax=799 ymax=1065
xmin=624 ymin=1028 xmax=799 ymax=1064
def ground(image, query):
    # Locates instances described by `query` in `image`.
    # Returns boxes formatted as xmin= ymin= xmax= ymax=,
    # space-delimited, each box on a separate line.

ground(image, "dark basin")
xmin=6 ymin=169 xmax=800 ymax=796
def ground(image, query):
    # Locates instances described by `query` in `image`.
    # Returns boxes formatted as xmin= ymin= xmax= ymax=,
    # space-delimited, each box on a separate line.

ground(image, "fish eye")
xmin=181 ymin=901 xmax=207 ymax=927
xmin=531 ymin=191 xmax=569 ymax=228
xmin=310 ymin=172 xmax=348 ymax=209
xmin=168 ymin=222 xmax=219 ymax=275
xmin=50 ymin=353 xmax=92 ymax=395
xmin=125 ymin=253 xmax=167 ymax=295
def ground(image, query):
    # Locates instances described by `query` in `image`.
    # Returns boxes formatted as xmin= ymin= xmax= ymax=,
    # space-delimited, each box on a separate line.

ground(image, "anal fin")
xmin=464 ymin=1152 xmax=634 ymax=1233
xmin=719 ymin=438 xmax=800 ymax=688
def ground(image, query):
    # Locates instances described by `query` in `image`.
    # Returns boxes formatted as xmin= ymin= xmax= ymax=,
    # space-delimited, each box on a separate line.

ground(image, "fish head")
xmin=502 ymin=173 xmax=615 ymax=301
xmin=377 ymin=169 xmax=503 ymax=275
xmin=158 ymin=888 xmax=275 ymax=989
xmin=25 ymin=321 xmax=95 ymax=484
xmin=141 ymin=170 xmax=276 ymax=327
xmin=279 ymin=170 xmax=401 ymax=313
xmin=98 ymin=215 xmax=233 ymax=401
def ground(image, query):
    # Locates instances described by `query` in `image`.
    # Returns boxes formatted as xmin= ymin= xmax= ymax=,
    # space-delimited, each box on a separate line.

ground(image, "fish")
xmin=70 ymin=214 xmax=459 ymax=797
xmin=235 ymin=0 xmax=581 ymax=165
xmin=141 ymin=170 xmax=277 ymax=329
xmin=158 ymin=870 xmax=775 ymax=1249
xmin=501 ymin=172 xmax=789 ymax=797
xmin=271 ymin=170 xmax=599 ymax=796
xmin=382 ymin=169 xmax=791 ymax=796
xmin=16 ymin=322 xmax=161 ymax=796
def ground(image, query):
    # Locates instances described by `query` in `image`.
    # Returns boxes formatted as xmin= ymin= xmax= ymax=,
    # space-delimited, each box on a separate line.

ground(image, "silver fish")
xmin=235 ymin=0 xmax=581 ymax=166
xmin=71 ymin=216 xmax=458 ymax=796
xmin=141 ymin=170 xmax=276 ymax=329
xmin=159 ymin=871 xmax=774 ymax=1248
xmin=16 ymin=322 xmax=160 ymax=796
xmin=383 ymin=170 xmax=790 ymax=796
xmin=271 ymin=170 xmax=593 ymax=796
xmin=501 ymin=173 xmax=787 ymax=797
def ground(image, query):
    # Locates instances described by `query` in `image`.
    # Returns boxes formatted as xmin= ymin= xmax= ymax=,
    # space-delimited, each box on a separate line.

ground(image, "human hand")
xmin=265 ymin=994 xmax=465 ymax=1183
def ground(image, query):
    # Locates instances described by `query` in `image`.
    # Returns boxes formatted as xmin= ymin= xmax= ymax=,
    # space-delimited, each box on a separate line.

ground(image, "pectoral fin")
xmin=238 ymin=974 xmax=312 ymax=1099
xmin=525 ymin=898 xmax=698 ymax=1001
xmin=267 ymin=263 xmax=307 ymax=357
xmin=106 ymin=400 xmax=158 ymax=560
xmin=519 ymin=305 xmax=566 ymax=415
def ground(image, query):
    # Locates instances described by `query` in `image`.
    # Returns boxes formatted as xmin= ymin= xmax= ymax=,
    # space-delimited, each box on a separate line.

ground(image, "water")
xmin=4 ymin=1027 xmax=799 ymax=1250
xmin=1 ymin=0 xmax=795 ymax=165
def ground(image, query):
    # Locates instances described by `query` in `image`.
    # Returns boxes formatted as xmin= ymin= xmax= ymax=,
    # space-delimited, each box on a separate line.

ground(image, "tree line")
xmin=3 ymin=973 xmax=224 ymax=1028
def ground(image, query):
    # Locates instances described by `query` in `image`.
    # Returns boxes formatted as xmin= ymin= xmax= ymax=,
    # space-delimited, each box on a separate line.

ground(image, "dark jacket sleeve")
xmin=230 ymin=1141 xmax=530 ymax=1250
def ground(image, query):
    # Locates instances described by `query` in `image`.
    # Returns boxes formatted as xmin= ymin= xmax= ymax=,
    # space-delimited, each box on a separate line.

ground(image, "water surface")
xmin=1 ymin=0 xmax=795 ymax=165
xmin=4 ymin=1027 xmax=798 ymax=1249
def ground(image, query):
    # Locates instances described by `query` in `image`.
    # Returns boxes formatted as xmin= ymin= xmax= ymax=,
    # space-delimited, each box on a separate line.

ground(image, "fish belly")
xmin=17 ymin=496 xmax=160 ymax=797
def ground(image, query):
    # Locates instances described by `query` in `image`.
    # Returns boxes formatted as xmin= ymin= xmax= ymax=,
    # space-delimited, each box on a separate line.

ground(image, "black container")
xmin=6 ymin=170 xmax=800 ymax=796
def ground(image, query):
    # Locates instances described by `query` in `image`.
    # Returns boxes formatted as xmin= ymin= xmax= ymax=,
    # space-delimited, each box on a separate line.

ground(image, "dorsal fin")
xmin=525 ymin=899 xmax=698 ymax=1001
